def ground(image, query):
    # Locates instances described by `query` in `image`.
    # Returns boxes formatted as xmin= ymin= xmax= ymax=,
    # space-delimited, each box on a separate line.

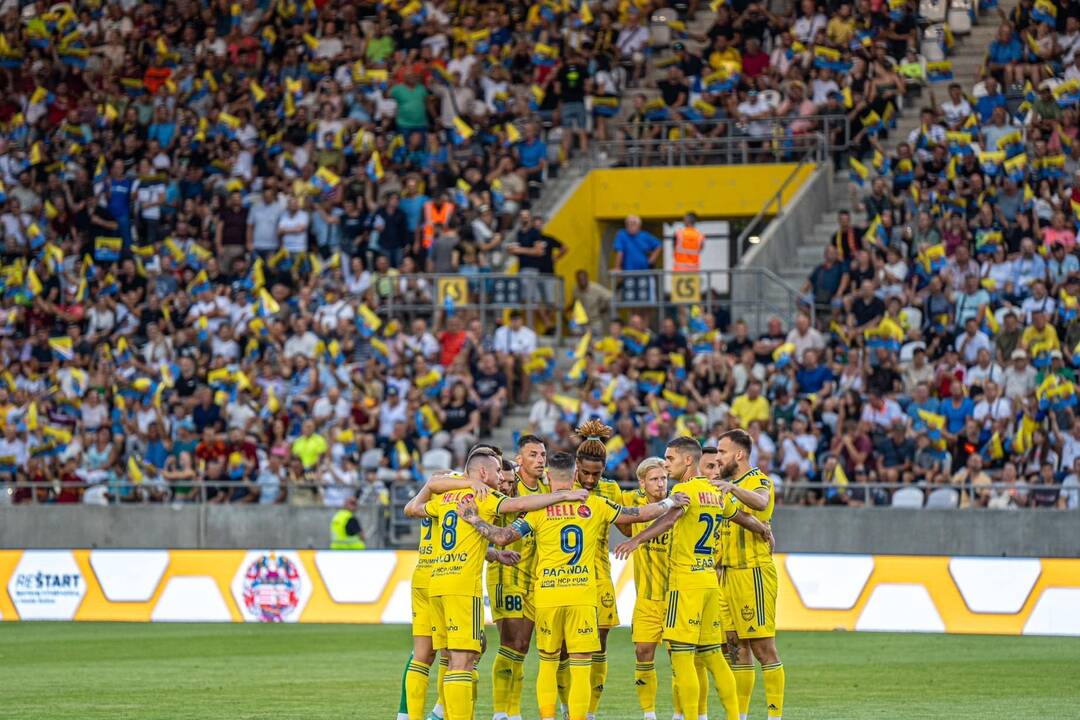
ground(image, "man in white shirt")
xmin=938 ymin=83 xmax=972 ymax=127
xmin=492 ymin=311 xmax=538 ymax=405
xmin=1021 ymin=280 xmax=1056 ymax=323
xmin=377 ymin=386 xmax=408 ymax=440
xmin=965 ymin=348 xmax=1004 ymax=389
xmin=737 ymin=90 xmax=774 ymax=138
xmin=401 ymin=318 xmax=440 ymax=362
xmin=784 ymin=312 xmax=825 ymax=362
xmin=1002 ymin=350 xmax=1037 ymax=402
xmin=954 ymin=318 xmax=992 ymax=365
xmin=972 ymin=381 xmax=1012 ymax=428
xmin=248 ymin=184 xmax=284 ymax=256
xmin=793 ymin=0 xmax=827 ymax=43
xmin=282 ymin=316 xmax=319 ymax=360
xmin=277 ymin=195 xmax=310 ymax=254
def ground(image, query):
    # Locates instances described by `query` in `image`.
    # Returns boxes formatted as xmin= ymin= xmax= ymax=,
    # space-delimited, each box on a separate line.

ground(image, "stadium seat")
xmin=926 ymin=488 xmax=960 ymax=509
xmin=360 ymin=450 xmax=385 ymax=473
xmin=891 ymin=487 xmax=925 ymax=509
xmin=421 ymin=449 xmax=454 ymax=473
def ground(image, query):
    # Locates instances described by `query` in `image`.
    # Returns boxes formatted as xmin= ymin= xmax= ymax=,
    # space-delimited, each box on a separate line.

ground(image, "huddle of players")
xmin=397 ymin=421 xmax=785 ymax=720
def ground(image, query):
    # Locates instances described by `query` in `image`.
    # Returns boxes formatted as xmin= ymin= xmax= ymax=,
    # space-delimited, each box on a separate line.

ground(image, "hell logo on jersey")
xmin=577 ymin=505 xmax=592 ymax=518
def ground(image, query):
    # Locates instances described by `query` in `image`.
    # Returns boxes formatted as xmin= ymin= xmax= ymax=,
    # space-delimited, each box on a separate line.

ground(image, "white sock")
xmin=431 ymin=704 xmax=445 ymax=720
xmin=768 ymin=716 xmax=782 ymax=720
xmin=698 ymin=715 xmax=708 ymax=720
xmin=645 ymin=713 xmax=657 ymax=720
xmin=740 ymin=715 xmax=748 ymax=720
xmin=493 ymin=714 xmax=508 ymax=720
xmin=397 ymin=714 xmax=409 ymax=720
xmin=673 ymin=714 xmax=684 ymax=720
xmin=587 ymin=714 xmax=596 ymax=720
xmin=510 ymin=715 xmax=523 ymax=720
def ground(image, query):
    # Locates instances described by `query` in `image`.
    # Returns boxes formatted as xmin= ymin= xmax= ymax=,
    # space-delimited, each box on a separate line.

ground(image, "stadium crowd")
xmin=4 ymin=0 xmax=1074 ymax=512
xmin=797 ymin=6 xmax=1080 ymax=511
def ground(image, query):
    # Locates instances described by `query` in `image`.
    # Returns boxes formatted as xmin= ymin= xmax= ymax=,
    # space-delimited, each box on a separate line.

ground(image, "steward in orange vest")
xmin=422 ymin=193 xmax=455 ymax=249
xmin=672 ymin=212 xmax=704 ymax=272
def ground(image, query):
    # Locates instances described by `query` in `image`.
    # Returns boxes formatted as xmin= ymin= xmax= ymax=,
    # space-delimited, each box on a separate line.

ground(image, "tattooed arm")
xmin=499 ymin=487 xmax=588 ymax=514
xmin=457 ymin=496 xmax=526 ymax=547
xmin=613 ymin=507 xmax=683 ymax=559
xmin=612 ymin=491 xmax=690 ymax=528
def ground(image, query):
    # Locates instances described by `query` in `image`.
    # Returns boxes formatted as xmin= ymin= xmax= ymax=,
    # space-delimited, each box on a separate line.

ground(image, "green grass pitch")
xmin=3 ymin=623 xmax=1078 ymax=719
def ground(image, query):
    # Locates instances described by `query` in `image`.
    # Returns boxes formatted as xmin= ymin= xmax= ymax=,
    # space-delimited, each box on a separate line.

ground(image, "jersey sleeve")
xmin=601 ymin=498 xmax=623 ymax=525
xmin=478 ymin=490 xmax=508 ymax=521
xmin=720 ymin=496 xmax=739 ymax=520
xmin=423 ymin=494 xmax=441 ymax=518
xmin=509 ymin=516 xmax=533 ymax=537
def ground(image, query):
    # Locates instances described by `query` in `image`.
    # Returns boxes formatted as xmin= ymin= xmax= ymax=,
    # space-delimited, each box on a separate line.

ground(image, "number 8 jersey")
xmin=425 ymin=489 xmax=508 ymax=597
xmin=511 ymin=494 xmax=622 ymax=609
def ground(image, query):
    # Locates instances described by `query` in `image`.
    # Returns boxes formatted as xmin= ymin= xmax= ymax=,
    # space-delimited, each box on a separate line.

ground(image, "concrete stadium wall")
xmin=0 ymin=505 xmax=386 ymax=550
xmin=1 ymin=506 xmax=1076 ymax=557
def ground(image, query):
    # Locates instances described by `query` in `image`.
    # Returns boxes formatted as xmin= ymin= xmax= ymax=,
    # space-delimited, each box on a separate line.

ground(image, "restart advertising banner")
xmin=1 ymin=550 xmax=1078 ymax=635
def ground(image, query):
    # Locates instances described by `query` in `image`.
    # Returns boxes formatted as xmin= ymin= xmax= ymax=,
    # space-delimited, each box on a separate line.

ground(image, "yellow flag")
xmin=250 ymin=80 xmax=266 ymax=104
xmin=452 ymin=115 xmax=474 ymax=141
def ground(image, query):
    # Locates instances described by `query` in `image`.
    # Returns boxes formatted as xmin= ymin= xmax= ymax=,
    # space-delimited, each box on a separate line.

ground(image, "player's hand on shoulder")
xmin=559 ymin=488 xmax=589 ymax=502
xmin=713 ymin=480 xmax=736 ymax=494
xmin=495 ymin=550 xmax=521 ymax=566
xmin=670 ymin=491 xmax=690 ymax=507
xmin=613 ymin=538 xmax=639 ymax=560
xmin=469 ymin=479 xmax=490 ymax=501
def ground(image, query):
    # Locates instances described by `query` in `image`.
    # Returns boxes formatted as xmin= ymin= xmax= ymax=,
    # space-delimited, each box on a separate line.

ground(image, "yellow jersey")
xmin=413 ymin=516 xmax=438 ymax=589
xmin=513 ymin=494 xmax=622 ymax=608
xmin=485 ymin=474 xmax=549 ymax=590
xmin=668 ymin=477 xmax=738 ymax=590
xmin=625 ymin=490 xmax=671 ymax=602
xmin=583 ymin=478 xmax=623 ymax=583
xmin=718 ymin=467 xmax=775 ymax=569
xmin=425 ymin=489 xmax=508 ymax=597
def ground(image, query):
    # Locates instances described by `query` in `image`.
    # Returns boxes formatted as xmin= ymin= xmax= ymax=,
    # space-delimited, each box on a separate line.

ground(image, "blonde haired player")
xmin=624 ymin=457 xmax=672 ymax=720
xmin=616 ymin=437 xmax=772 ymax=720
xmin=713 ymin=429 xmax=784 ymax=720
xmin=456 ymin=442 xmax=688 ymax=720
xmin=404 ymin=449 xmax=587 ymax=720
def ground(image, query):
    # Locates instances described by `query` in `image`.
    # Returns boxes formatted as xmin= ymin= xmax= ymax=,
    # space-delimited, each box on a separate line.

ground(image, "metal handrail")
xmin=372 ymin=271 xmax=565 ymax=345
xmin=608 ymin=268 xmax=809 ymax=330
xmin=768 ymin=480 xmax=1076 ymax=508
xmin=600 ymin=115 xmax=851 ymax=152
xmin=734 ymin=135 xmax=825 ymax=258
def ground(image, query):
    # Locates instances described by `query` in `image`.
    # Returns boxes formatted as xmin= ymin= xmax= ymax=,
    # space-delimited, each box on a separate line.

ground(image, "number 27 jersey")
xmin=669 ymin=477 xmax=737 ymax=590
xmin=513 ymin=495 xmax=622 ymax=609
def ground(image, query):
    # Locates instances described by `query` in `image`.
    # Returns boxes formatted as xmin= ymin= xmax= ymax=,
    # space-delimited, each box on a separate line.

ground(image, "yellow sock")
xmin=731 ymin=663 xmax=755 ymax=720
xmin=556 ymin=658 xmax=571 ymax=708
xmin=434 ymin=655 xmax=449 ymax=718
xmin=568 ymin=658 xmax=593 ymax=720
xmin=672 ymin=671 xmax=683 ymax=717
xmin=699 ymin=646 xmax=739 ymax=720
xmin=472 ymin=667 xmax=479 ymax=705
xmin=405 ymin=658 xmax=432 ymax=720
xmin=634 ymin=661 xmax=657 ymax=715
xmin=537 ymin=652 xmax=560 ymax=719
xmin=507 ymin=650 xmax=527 ymax=719
xmin=588 ymin=652 xmax=607 ymax=714
xmin=670 ymin=645 xmax=699 ymax=720
xmin=444 ymin=671 xmax=474 ymax=720
xmin=492 ymin=646 xmax=517 ymax=715
xmin=695 ymin=654 xmax=709 ymax=718
xmin=762 ymin=662 xmax=785 ymax=719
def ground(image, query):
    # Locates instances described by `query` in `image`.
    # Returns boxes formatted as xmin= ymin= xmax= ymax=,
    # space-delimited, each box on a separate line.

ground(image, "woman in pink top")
xmin=1038 ymin=211 xmax=1077 ymax=251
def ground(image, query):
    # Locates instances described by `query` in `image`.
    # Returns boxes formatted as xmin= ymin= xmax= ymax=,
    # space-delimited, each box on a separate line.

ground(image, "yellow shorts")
xmin=596 ymin=578 xmax=620 ymax=628
xmin=631 ymin=597 xmax=666 ymax=644
xmin=534 ymin=605 xmax=600 ymax=655
xmin=430 ymin=594 xmax=485 ymax=653
xmin=523 ymin=589 xmax=535 ymax=621
xmin=661 ymin=587 xmax=724 ymax=646
xmin=489 ymin=583 xmax=526 ymax=622
xmin=721 ymin=563 xmax=777 ymax=639
xmin=412 ymin=585 xmax=432 ymax=637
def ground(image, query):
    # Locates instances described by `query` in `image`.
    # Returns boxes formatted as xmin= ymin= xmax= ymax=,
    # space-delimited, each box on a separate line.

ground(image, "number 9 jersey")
xmin=510 ymin=494 xmax=622 ymax=654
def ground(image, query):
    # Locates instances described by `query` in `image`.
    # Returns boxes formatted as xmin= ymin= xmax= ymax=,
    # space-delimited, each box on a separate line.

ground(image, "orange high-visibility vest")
xmin=672 ymin=226 xmax=704 ymax=272
xmin=422 ymin=201 xmax=455 ymax=248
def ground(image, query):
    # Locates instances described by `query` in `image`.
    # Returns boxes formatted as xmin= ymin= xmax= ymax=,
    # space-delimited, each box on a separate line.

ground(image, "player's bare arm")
xmin=457 ymin=497 xmax=524 ymax=546
xmin=486 ymin=548 xmax=522 ymax=566
xmin=613 ymin=506 xmax=685 ymax=559
xmin=715 ymin=480 xmax=770 ymax=511
xmin=402 ymin=482 xmax=435 ymax=518
xmin=612 ymin=491 xmax=691 ymax=528
xmin=499 ymin=487 xmax=588 ymax=514
xmin=426 ymin=473 xmax=491 ymax=501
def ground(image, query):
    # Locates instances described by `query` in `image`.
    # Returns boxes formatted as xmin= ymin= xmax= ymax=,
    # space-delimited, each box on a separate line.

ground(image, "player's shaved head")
xmin=547 ymin=452 xmax=575 ymax=490
xmin=466 ymin=450 xmax=502 ymax=488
